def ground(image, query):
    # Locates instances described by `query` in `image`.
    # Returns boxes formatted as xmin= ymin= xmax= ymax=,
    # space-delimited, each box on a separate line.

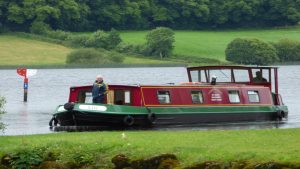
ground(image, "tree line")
xmin=1 ymin=0 xmax=300 ymax=32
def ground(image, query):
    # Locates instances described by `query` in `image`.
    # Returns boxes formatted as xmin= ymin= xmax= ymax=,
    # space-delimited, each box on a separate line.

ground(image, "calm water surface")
xmin=0 ymin=66 xmax=299 ymax=135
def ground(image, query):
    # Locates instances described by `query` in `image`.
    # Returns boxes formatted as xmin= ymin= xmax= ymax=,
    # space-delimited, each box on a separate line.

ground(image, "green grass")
xmin=0 ymin=35 xmax=182 ymax=66
xmin=2 ymin=27 xmax=300 ymax=66
xmin=0 ymin=35 xmax=72 ymax=65
xmin=120 ymin=27 xmax=300 ymax=61
xmin=1 ymin=128 xmax=300 ymax=167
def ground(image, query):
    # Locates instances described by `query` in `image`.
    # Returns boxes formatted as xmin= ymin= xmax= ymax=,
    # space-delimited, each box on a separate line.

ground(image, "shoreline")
xmin=0 ymin=63 xmax=187 ymax=70
xmin=1 ymin=62 xmax=300 ymax=70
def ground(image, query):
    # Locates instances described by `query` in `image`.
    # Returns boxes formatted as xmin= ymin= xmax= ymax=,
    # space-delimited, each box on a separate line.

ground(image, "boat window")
xmin=124 ymin=90 xmax=131 ymax=104
xmin=248 ymin=91 xmax=260 ymax=103
xmin=114 ymin=90 xmax=131 ymax=105
xmin=190 ymin=70 xmax=206 ymax=82
xmin=157 ymin=91 xmax=171 ymax=104
xmin=191 ymin=91 xmax=204 ymax=104
xmin=208 ymin=69 xmax=231 ymax=82
xmin=252 ymin=69 xmax=269 ymax=83
xmin=228 ymin=90 xmax=240 ymax=103
xmin=77 ymin=90 xmax=93 ymax=103
xmin=233 ymin=70 xmax=250 ymax=82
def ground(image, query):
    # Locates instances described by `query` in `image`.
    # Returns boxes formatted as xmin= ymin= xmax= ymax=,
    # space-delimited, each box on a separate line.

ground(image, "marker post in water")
xmin=17 ymin=68 xmax=37 ymax=102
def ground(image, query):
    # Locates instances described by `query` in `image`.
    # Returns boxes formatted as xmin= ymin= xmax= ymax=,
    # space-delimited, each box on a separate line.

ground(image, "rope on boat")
xmin=49 ymin=116 xmax=58 ymax=127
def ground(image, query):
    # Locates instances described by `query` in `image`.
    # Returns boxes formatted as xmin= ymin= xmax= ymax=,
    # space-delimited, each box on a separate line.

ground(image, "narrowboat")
xmin=49 ymin=66 xmax=288 ymax=127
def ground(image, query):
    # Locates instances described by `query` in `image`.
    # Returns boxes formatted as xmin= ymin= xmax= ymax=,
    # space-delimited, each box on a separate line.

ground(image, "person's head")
xmin=255 ymin=71 xmax=262 ymax=78
xmin=96 ymin=75 xmax=103 ymax=82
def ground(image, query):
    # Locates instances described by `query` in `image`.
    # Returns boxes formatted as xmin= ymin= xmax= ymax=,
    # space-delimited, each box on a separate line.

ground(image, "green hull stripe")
xmin=54 ymin=104 xmax=288 ymax=116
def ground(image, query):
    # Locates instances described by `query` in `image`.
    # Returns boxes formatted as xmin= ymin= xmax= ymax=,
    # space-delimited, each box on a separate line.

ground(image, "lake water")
xmin=0 ymin=66 xmax=299 ymax=135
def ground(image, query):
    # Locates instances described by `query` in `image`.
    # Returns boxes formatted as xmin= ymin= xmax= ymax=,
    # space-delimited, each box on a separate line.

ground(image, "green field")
xmin=121 ymin=27 xmax=300 ymax=61
xmin=1 ymin=129 xmax=300 ymax=168
xmin=1 ymin=27 xmax=300 ymax=66
xmin=0 ymin=35 xmax=72 ymax=66
xmin=0 ymin=35 xmax=180 ymax=66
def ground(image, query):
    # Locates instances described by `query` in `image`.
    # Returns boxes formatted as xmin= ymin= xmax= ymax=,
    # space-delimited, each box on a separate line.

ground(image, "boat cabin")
xmin=68 ymin=66 xmax=283 ymax=107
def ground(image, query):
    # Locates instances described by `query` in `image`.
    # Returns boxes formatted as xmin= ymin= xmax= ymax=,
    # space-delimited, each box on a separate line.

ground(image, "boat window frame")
xmin=77 ymin=90 xmax=93 ymax=103
xmin=190 ymin=90 xmax=204 ymax=104
xmin=228 ymin=90 xmax=241 ymax=103
xmin=114 ymin=89 xmax=132 ymax=105
xmin=157 ymin=90 xmax=172 ymax=104
xmin=124 ymin=90 xmax=131 ymax=104
xmin=247 ymin=90 xmax=260 ymax=103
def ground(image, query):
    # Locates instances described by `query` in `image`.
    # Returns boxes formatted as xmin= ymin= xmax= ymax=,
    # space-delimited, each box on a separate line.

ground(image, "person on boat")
xmin=92 ymin=75 xmax=108 ymax=103
xmin=253 ymin=71 xmax=267 ymax=83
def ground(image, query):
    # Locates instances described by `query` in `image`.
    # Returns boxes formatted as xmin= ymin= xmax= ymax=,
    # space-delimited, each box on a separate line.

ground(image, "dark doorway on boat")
xmin=77 ymin=90 xmax=93 ymax=103
xmin=111 ymin=90 xmax=131 ymax=105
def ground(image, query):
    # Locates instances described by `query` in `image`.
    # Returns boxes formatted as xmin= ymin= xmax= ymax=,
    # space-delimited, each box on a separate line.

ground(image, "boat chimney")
xmin=211 ymin=75 xmax=217 ymax=85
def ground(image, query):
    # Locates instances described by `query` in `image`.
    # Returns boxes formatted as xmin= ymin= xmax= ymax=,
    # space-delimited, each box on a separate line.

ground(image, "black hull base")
xmin=53 ymin=110 xmax=283 ymax=128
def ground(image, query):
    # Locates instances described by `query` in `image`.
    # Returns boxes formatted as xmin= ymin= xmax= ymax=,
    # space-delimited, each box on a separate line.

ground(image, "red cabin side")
xmin=140 ymin=85 xmax=273 ymax=107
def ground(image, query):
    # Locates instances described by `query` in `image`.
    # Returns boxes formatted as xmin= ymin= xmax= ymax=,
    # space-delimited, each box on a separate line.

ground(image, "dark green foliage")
xmin=65 ymin=35 xmax=90 ymax=48
xmin=85 ymin=29 xmax=122 ymax=50
xmin=1 ymin=0 xmax=300 ymax=31
xmin=273 ymin=39 xmax=300 ymax=62
xmin=116 ymin=43 xmax=147 ymax=55
xmin=29 ymin=21 xmax=51 ymax=35
xmin=9 ymin=148 xmax=44 ymax=169
xmin=45 ymin=30 xmax=71 ymax=41
xmin=0 ymin=96 xmax=6 ymax=132
xmin=66 ymin=48 xmax=124 ymax=64
xmin=225 ymin=38 xmax=278 ymax=65
xmin=145 ymin=27 xmax=175 ymax=58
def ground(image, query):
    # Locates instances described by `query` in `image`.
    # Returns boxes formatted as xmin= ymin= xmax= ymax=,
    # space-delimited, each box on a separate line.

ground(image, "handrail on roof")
xmin=186 ymin=65 xmax=279 ymax=94
xmin=187 ymin=65 xmax=278 ymax=71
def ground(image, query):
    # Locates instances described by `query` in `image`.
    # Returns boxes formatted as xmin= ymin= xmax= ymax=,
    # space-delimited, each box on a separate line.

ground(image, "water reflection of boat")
xmin=49 ymin=66 xmax=288 ymax=127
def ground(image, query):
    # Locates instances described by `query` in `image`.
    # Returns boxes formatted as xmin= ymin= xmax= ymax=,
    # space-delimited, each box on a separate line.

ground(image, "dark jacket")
xmin=92 ymin=81 xmax=108 ymax=98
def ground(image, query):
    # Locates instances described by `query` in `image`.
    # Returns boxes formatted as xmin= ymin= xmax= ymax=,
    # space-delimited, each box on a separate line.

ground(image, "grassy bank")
xmin=0 ymin=35 xmax=72 ymax=65
xmin=0 ymin=35 xmax=182 ymax=67
xmin=2 ymin=27 xmax=300 ymax=67
xmin=1 ymin=128 xmax=300 ymax=168
xmin=121 ymin=28 xmax=300 ymax=61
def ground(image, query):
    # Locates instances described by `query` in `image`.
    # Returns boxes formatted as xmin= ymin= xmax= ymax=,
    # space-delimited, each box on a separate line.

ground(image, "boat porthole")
xmin=147 ymin=113 xmax=156 ymax=124
xmin=123 ymin=115 xmax=134 ymax=126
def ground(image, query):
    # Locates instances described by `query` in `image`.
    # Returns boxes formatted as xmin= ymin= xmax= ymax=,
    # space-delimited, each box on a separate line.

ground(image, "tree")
xmin=273 ymin=39 xmax=300 ymax=61
xmin=0 ymin=96 xmax=6 ymax=132
xmin=225 ymin=38 xmax=278 ymax=65
xmin=145 ymin=27 xmax=175 ymax=58
xmin=85 ymin=29 xmax=122 ymax=50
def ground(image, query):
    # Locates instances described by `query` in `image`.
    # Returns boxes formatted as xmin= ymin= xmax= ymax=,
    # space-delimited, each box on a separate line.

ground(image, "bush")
xmin=65 ymin=35 xmax=90 ymax=47
xmin=46 ymin=30 xmax=71 ymax=41
xmin=85 ymin=30 xmax=108 ymax=48
xmin=10 ymin=148 xmax=44 ymax=169
xmin=145 ymin=27 xmax=175 ymax=58
xmin=107 ymin=29 xmax=122 ymax=50
xmin=85 ymin=29 xmax=122 ymax=50
xmin=30 ymin=21 xmax=51 ymax=35
xmin=225 ymin=38 xmax=278 ymax=65
xmin=115 ymin=42 xmax=146 ymax=54
xmin=66 ymin=48 xmax=124 ymax=64
xmin=273 ymin=39 xmax=300 ymax=62
xmin=0 ymin=96 xmax=6 ymax=132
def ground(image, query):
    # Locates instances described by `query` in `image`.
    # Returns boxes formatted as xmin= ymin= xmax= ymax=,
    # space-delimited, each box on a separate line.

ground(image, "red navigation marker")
xmin=16 ymin=68 xmax=37 ymax=102
xmin=17 ymin=68 xmax=27 ymax=77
